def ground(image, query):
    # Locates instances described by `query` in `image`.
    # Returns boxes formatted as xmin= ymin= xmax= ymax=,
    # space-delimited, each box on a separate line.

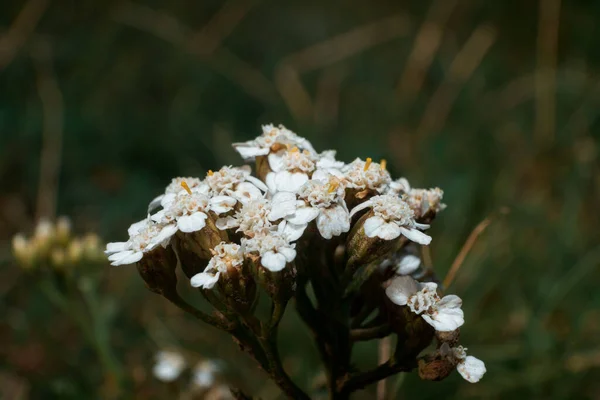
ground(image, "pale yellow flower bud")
xmin=67 ymin=238 xmax=84 ymax=264
xmin=82 ymin=233 xmax=103 ymax=260
xmin=50 ymin=248 xmax=66 ymax=268
xmin=12 ymin=234 xmax=35 ymax=268
xmin=32 ymin=218 xmax=55 ymax=256
xmin=55 ymin=216 xmax=72 ymax=244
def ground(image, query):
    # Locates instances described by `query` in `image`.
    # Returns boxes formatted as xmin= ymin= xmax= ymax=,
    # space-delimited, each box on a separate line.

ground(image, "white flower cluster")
xmin=105 ymin=124 xmax=439 ymax=293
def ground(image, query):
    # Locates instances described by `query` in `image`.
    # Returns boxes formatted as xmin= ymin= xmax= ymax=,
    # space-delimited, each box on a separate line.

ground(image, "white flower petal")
xmin=316 ymin=205 xmax=350 ymax=239
xmin=233 ymin=144 xmax=270 ymax=160
xmin=105 ymin=241 xmax=128 ymax=255
xmin=267 ymin=151 xmax=286 ymax=172
xmin=210 ymin=195 xmax=237 ymax=214
xmin=438 ymin=294 xmax=463 ymax=309
xmin=269 ymin=191 xmax=298 ymax=221
xmin=110 ymin=250 xmax=143 ymax=266
xmin=128 ymin=220 xmax=148 ymax=236
xmin=385 ymin=276 xmax=419 ymax=306
xmin=245 ymin=175 xmax=269 ymax=192
xmin=398 ymin=226 xmax=432 ymax=245
xmin=396 ymin=254 xmax=421 ymax=275
xmin=261 ymin=251 xmax=287 ymax=271
xmin=364 ymin=217 xmax=401 ymax=240
xmin=349 ymin=200 xmax=374 ymax=218
xmin=282 ymin=221 xmax=307 ymax=242
xmin=190 ymin=271 xmax=221 ymax=289
xmin=266 ymin=172 xmax=277 ymax=194
xmin=274 ymin=171 xmax=308 ymax=193
xmin=177 ymin=212 xmax=208 ymax=233
xmin=148 ymin=225 xmax=178 ymax=250
xmin=457 ymin=356 xmax=486 ymax=383
xmin=216 ymin=216 xmax=238 ymax=230
xmin=422 ymin=306 xmax=465 ymax=332
xmin=278 ymin=247 xmax=297 ymax=262
xmin=150 ymin=210 xmax=166 ymax=223
xmin=160 ymin=193 xmax=176 ymax=208
xmin=414 ymin=222 xmax=430 ymax=230
xmin=287 ymin=205 xmax=319 ymax=225
xmin=232 ymin=182 xmax=262 ymax=205
xmin=148 ymin=195 xmax=164 ymax=213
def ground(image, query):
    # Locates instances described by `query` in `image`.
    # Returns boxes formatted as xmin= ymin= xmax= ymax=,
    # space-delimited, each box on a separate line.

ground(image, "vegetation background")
xmin=1 ymin=0 xmax=599 ymax=398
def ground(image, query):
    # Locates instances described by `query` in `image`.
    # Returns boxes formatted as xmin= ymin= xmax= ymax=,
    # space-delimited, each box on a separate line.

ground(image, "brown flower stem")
xmin=337 ymin=356 xmax=415 ymax=396
xmin=350 ymin=324 xmax=391 ymax=341
xmin=163 ymin=291 xmax=231 ymax=330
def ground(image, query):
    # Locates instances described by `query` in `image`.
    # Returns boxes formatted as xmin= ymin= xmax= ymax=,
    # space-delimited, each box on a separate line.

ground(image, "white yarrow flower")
xmin=149 ymin=177 xmax=208 ymax=211
xmin=385 ymin=276 xmax=464 ymax=332
xmin=404 ymin=187 xmax=446 ymax=219
xmin=242 ymin=232 xmax=296 ymax=272
xmin=343 ymin=157 xmax=391 ymax=194
xmin=105 ymin=219 xmax=176 ymax=266
xmin=266 ymin=147 xmax=316 ymax=194
xmin=440 ymin=344 xmax=486 ymax=383
xmin=233 ymin=124 xmax=315 ymax=160
xmin=350 ymin=195 xmax=432 ymax=244
xmin=153 ymin=350 xmax=186 ymax=382
xmin=190 ymin=242 xmax=244 ymax=289
xmin=216 ymin=198 xmax=274 ymax=237
xmin=152 ymin=189 xmax=235 ymax=238
xmin=205 ymin=165 xmax=267 ymax=204
xmin=270 ymin=174 xmax=350 ymax=240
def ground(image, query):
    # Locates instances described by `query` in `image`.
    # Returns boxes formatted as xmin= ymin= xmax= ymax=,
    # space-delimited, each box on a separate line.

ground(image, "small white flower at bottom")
xmin=380 ymin=253 xmax=421 ymax=276
xmin=153 ymin=350 xmax=186 ymax=382
xmin=440 ymin=343 xmax=486 ymax=383
xmin=192 ymin=359 xmax=222 ymax=389
xmin=242 ymin=231 xmax=296 ymax=272
xmin=350 ymin=195 xmax=431 ymax=244
xmin=385 ymin=276 xmax=464 ymax=332
xmin=190 ymin=243 xmax=244 ymax=289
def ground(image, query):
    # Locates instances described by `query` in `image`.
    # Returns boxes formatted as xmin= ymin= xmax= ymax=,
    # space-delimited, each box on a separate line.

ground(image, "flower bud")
xmin=55 ymin=216 xmax=72 ymax=245
xmin=217 ymin=263 xmax=257 ymax=315
xmin=418 ymin=356 xmax=455 ymax=381
xmin=82 ymin=233 xmax=104 ymax=261
xmin=346 ymin=212 xmax=400 ymax=271
xmin=252 ymin=254 xmax=297 ymax=303
xmin=136 ymin=245 xmax=178 ymax=296
xmin=67 ymin=238 xmax=84 ymax=264
xmin=12 ymin=234 xmax=36 ymax=269
xmin=32 ymin=218 xmax=55 ymax=256
xmin=50 ymin=248 xmax=67 ymax=269
xmin=174 ymin=214 xmax=228 ymax=279
xmin=385 ymin=293 xmax=434 ymax=358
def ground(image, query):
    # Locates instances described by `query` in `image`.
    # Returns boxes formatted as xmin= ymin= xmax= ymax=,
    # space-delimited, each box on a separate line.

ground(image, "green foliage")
xmin=1 ymin=0 xmax=599 ymax=398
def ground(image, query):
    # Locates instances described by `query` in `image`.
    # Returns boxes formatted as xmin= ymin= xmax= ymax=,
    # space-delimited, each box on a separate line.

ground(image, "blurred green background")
xmin=1 ymin=0 xmax=599 ymax=398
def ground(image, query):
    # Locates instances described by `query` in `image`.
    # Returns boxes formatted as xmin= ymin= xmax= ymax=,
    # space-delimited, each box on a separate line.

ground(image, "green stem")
xmin=78 ymin=279 xmax=125 ymax=389
xmin=164 ymin=291 xmax=231 ymax=330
